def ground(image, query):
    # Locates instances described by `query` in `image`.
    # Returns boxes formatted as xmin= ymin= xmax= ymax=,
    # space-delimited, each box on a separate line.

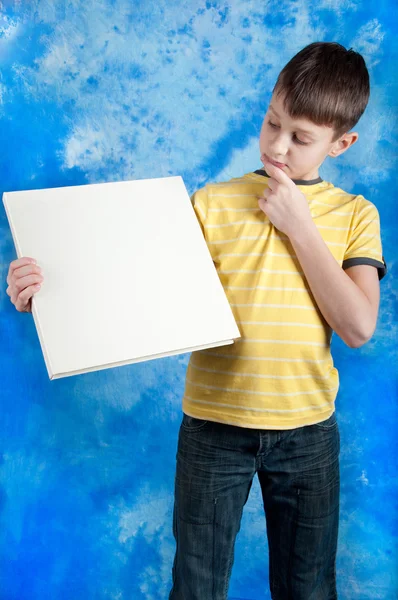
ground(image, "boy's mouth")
xmin=261 ymin=153 xmax=287 ymax=170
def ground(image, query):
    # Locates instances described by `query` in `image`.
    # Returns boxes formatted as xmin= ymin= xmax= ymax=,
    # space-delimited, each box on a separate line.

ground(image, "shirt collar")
xmin=253 ymin=169 xmax=323 ymax=186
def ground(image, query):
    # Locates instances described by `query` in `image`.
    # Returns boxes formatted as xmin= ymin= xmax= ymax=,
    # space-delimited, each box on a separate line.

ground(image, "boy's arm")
xmin=288 ymin=226 xmax=380 ymax=348
xmin=258 ymin=162 xmax=382 ymax=348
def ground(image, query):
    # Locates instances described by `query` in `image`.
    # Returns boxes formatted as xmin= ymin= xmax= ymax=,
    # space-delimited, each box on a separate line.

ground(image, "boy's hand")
xmin=258 ymin=162 xmax=313 ymax=239
xmin=6 ymin=257 xmax=44 ymax=313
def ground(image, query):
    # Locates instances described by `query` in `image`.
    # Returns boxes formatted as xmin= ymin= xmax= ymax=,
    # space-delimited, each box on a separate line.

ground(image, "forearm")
xmin=289 ymin=222 xmax=375 ymax=348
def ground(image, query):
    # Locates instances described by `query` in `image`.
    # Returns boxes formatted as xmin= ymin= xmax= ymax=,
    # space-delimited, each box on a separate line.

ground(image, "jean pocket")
xmin=312 ymin=412 xmax=338 ymax=431
xmin=181 ymin=413 xmax=208 ymax=431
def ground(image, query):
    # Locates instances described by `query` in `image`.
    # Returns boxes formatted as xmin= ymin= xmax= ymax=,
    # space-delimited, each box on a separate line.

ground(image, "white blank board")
xmin=3 ymin=176 xmax=241 ymax=379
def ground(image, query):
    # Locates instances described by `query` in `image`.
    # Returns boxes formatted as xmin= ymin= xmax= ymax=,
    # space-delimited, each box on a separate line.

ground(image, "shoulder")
xmin=319 ymin=181 xmax=380 ymax=216
xmin=347 ymin=193 xmax=381 ymax=224
xmin=204 ymin=171 xmax=266 ymax=197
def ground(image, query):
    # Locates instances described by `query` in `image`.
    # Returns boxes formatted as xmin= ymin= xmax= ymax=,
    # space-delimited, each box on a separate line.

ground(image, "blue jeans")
xmin=169 ymin=412 xmax=340 ymax=600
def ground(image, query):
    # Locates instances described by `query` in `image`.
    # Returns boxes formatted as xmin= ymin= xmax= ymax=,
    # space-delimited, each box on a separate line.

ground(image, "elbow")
xmin=346 ymin=337 xmax=369 ymax=349
xmin=345 ymin=322 xmax=376 ymax=349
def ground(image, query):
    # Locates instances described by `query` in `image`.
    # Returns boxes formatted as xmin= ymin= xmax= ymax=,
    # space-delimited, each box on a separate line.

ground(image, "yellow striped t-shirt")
xmin=182 ymin=169 xmax=386 ymax=430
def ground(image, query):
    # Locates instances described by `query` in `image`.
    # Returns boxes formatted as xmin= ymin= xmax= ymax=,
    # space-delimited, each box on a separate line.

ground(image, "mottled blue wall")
xmin=0 ymin=2 xmax=397 ymax=599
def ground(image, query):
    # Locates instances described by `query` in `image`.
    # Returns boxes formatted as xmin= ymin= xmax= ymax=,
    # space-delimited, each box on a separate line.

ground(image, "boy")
xmin=7 ymin=43 xmax=386 ymax=599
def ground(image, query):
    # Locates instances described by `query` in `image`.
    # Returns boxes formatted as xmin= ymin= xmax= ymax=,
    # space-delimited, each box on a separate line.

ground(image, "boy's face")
xmin=259 ymin=92 xmax=355 ymax=181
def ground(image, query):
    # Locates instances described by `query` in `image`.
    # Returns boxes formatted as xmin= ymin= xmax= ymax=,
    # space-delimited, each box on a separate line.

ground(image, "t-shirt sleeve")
xmin=342 ymin=196 xmax=387 ymax=281
xmin=190 ymin=186 xmax=219 ymax=265
xmin=190 ymin=186 xmax=209 ymax=241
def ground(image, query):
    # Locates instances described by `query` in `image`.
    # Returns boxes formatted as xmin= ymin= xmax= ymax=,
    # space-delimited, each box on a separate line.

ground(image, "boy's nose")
xmin=269 ymin=136 xmax=288 ymax=158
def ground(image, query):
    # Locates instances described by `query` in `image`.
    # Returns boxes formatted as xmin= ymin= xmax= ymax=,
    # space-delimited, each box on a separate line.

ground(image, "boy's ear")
xmin=328 ymin=132 xmax=359 ymax=158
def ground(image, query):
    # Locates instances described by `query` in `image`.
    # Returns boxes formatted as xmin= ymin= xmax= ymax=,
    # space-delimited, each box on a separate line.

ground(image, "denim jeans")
xmin=169 ymin=412 xmax=340 ymax=600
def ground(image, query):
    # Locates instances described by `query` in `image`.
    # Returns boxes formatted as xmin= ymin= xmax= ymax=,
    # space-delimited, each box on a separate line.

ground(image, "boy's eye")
xmin=268 ymin=120 xmax=279 ymax=129
xmin=293 ymin=134 xmax=309 ymax=146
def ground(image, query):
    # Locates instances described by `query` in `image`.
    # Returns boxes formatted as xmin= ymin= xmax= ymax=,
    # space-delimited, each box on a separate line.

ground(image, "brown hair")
xmin=273 ymin=42 xmax=370 ymax=139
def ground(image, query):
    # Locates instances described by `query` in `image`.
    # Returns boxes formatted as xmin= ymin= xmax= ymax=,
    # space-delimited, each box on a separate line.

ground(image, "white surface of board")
xmin=3 ymin=176 xmax=241 ymax=379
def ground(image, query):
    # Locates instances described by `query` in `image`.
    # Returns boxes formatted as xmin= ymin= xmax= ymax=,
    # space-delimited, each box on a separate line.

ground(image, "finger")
xmin=10 ymin=273 xmax=44 ymax=302
xmin=258 ymin=196 xmax=269 ymax=215
xmin=15 ymin=284 xmax=41 ymax=312
xmin=8 ymin=257 xmax=37 ymax=277
xmin=7 ymin=259 xmax=39 ymax=286
xmin=7 ymin=263 xmax=42 ymax=287
xmin=263 ymin=161 xmax=292 ymax=185
xmin=13 ymin=272 xmax=44 ymax=292
xmin=258 ymin=187 xmax=271 ymax=201
xmin=267 ymin=178 xmax=279 ymax=192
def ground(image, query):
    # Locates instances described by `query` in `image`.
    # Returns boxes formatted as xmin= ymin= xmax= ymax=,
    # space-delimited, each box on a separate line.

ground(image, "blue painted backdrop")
xmin=0 ymin=2 xmax=397 ymax=599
